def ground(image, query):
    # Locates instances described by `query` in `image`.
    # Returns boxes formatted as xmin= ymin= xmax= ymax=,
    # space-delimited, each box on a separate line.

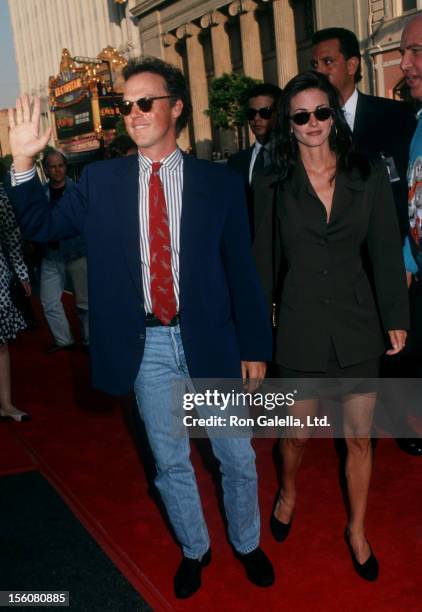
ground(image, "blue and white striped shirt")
xmin=138 ymin=147 xmax=183 ymax=313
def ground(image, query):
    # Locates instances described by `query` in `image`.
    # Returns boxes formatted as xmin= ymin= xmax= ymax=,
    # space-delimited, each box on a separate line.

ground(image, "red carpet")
xmin=4 ymin=296 xmax=422 ymax=611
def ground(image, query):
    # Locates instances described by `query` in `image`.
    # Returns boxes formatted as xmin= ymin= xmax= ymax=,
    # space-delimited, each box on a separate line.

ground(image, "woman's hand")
xmin=386 ymin=330 xmax=407 ymax=355
xmin=20 ymin=280 xmax=31 ymax=296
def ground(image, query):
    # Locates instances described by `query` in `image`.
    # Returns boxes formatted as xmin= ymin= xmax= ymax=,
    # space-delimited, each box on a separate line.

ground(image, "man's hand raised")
xmin=8 ymin=95 xmax=52 ymax=172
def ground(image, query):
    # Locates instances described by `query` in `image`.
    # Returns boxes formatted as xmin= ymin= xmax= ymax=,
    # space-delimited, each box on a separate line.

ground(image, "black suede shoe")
xmin=396 ymin=437 xmax=422 ymax=456
xmin=236 ymin=547 xmax=275 ymax=587
xmin=174 ymin=548 xmax=211 ymax=599
xmin=344 ymin=528 xmax=379 ymax=581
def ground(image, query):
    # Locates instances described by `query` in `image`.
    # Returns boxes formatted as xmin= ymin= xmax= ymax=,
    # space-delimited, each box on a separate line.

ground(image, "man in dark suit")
xmin=6 ymin=57 xmax=275 ymax=597
xmin=228 ymin=83 xmax=282 ymax=315
xmin=311 ymin=27 xmax=421 ymax=455
xmin=311 ymin=27 xmax=416 ymax=240
xmin=228 ymin=83 xmax=282 ymax=235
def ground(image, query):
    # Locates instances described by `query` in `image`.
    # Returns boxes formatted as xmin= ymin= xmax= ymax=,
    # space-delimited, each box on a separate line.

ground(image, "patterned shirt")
xmin=404 ymin=108 xmax=422 ymax=274
xmin=138 ymin=147 xmax=183 ymax=313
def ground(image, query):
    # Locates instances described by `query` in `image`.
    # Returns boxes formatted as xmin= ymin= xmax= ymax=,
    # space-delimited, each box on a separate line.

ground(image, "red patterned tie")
xmin=149 ymin=162 xmax=177 ymax=324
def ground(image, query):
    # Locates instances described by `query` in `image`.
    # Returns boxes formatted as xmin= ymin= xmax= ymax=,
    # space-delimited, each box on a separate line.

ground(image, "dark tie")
xmin=250 ymin=146 xmax=271 ymax=239
xmin=252 ymin=146 xmax=267 ymax=183
xmin=149 ymin=162 xmax=177 ymax=324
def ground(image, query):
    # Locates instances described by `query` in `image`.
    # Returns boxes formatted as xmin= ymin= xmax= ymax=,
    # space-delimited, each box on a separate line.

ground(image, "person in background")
xmin=40 ymin=150 xmax=89 ymax=353
xmin=311 ymin=27 xmax=416 ymax=240
xmin=228 ymin=83 xmax=282 ymax=237
xmin=108 ymin=134 xmax=137 ymax=158
xmin=0 ymin=184 xmax=30 ymax=422
xmin=401 ymin=13 xmax=422 ymax=383
xmin=228 ymin=83 xmax=283 ymax=319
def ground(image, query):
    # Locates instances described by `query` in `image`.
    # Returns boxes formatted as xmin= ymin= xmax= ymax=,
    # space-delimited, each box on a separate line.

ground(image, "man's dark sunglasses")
xmin=118 ymin=96 xmax=174 ymax=116
xmin=246 ymin=106 xmax=275 ymax=120
xmin=290 ymin=107 xmax=333 ymax=125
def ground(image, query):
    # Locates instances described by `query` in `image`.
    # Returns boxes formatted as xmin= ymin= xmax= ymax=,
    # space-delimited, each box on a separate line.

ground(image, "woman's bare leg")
xmin=343 ymin=392 xmax=376 ymax=563
xmin=0 ymin=343 xmax=13 ymax=412
xmin=275 ymin=399 xmax=319 ymax=522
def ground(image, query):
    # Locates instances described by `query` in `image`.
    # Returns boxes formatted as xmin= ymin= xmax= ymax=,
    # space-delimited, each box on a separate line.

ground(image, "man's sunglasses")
xmin=290 ymin=107 xmax=333 ymax=126
xmin=246 ymin=106 xmax=275 ymax=120
xmin=118 ymin=96 xmax=174 ymax=116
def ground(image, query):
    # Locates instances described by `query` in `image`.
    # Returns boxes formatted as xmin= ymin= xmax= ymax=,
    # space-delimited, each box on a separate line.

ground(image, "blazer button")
xmin=322 ymin=269 xmax=329 ymax=275
xmin=323 ymin=298 xmax=331 ymax=305
xmin=139 ymin=333 xmax=145 ymax=340
xmin=319 ymin=239 xmax=327 ymax=246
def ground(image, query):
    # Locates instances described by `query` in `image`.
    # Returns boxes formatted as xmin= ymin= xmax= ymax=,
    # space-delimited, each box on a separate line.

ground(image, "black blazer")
xmin=272 ymin=160 xmax=409 ymax=371
xmin=227 ymin=146 xmax=254 ymax=232
xmin=228 ymin=146 xmax=277 ymax=316
xmin=352 ymin=91 xmax=416 ymax=239
xmin=227 ymin=146 xmax=253 ymax=188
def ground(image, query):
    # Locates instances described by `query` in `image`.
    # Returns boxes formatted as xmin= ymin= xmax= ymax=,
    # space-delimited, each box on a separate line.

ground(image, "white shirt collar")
xmin=342 ymin=88 xmax=359 ymax=131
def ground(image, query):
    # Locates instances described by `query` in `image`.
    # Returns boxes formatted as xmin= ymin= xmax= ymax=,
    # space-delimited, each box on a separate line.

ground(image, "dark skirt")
xmin=274 ymin=340 xmax=379 ymax=398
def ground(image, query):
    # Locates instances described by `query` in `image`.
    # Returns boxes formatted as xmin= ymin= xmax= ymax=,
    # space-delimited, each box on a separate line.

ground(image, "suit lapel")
xmin=352 ymin=92 xmax=370 ymax=151
xmin=288 ymin=162 xmax=364 ymax=228
xmin=353 ymin=91 xmax=363 ymax=130
xmin=330 ymin=169 xmax=365 ymax=228
xmin=112 ymin=156 xmax=143 ymax=299
xmin=179 ymin=155 xmax=208 ymax=303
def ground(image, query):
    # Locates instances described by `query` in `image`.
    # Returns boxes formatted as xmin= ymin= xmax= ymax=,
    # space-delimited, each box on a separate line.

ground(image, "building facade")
xmin=131 ymin=0 xmax=305 ymax=157
xmin=0 ymin=110 xmax=11 ymax=158
xmin=367 ymin=0 xmax=422 ymax=99
xmin=7 ymin=0 xmax=140 ymax=131
xmin=7 ymin=0 xmax=421 ymax=159
xmin=131 ymin=0 xmax=421 ymax=157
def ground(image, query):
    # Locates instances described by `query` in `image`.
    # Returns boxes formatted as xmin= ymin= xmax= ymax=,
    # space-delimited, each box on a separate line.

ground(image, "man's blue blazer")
xmin=7 ymin=154 xmax=272 ymax=395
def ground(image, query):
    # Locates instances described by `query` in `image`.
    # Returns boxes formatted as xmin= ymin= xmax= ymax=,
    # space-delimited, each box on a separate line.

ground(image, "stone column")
xmin=163 ymin=33 xmax=191 ymax=152
xmin=177 ymin=23 xmax=212 ymax=159
xmin=200 ymin=11 xmax=232 ymax=77
xmin=163 ymin=33 xmax=183 ymax=71
xmin=272 ymin=0 xmax=298 ymax=86
xmin=229 ymin=0 xmax=264 ymax=80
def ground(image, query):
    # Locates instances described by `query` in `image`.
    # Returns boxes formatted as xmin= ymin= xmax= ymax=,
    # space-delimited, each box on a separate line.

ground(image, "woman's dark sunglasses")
xmin=246 ymin=106 xmax=275 ymax=120
xmin=118 ymin=96 xmax=173 ymax=116
xmin=290 ymin=107 xmax=333 ymax=125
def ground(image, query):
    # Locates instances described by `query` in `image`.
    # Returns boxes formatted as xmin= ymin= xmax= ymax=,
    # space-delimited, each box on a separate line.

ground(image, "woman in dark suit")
xmin=268 ymin=72 xmax=409 ymax=580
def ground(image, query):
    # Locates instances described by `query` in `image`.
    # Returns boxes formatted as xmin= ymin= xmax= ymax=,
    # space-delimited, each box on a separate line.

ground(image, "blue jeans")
xmin=40 ymin=254 xmax=89 ymax=346
xmin=133 ymin=324 xmax=260 ymax=559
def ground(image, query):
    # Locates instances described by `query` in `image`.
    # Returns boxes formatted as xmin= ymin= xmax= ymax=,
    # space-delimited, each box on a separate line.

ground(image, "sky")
xmin=0 ymin=0 xmax=19 ymax=108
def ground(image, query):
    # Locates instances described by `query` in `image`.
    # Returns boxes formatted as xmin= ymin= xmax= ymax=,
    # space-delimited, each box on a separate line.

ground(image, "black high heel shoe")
xmin=270 ymin=491 xmax=292 ymax=543
xmin=0 ymin=407 xmax=31 ymax=422
xmin=344 ymin=528 xmax=379 ymax=581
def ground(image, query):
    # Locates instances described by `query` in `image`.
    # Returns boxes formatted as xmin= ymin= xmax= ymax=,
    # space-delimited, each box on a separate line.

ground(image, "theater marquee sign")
xmin=49 ymin=47 xmax=127 ymax=156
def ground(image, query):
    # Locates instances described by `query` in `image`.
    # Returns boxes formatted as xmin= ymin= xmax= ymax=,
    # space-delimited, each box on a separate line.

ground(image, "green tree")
xmin=205 ymin=72 xmax=261 ymax=150
xmin=115 ymin=116 xmax=128 ymax=136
